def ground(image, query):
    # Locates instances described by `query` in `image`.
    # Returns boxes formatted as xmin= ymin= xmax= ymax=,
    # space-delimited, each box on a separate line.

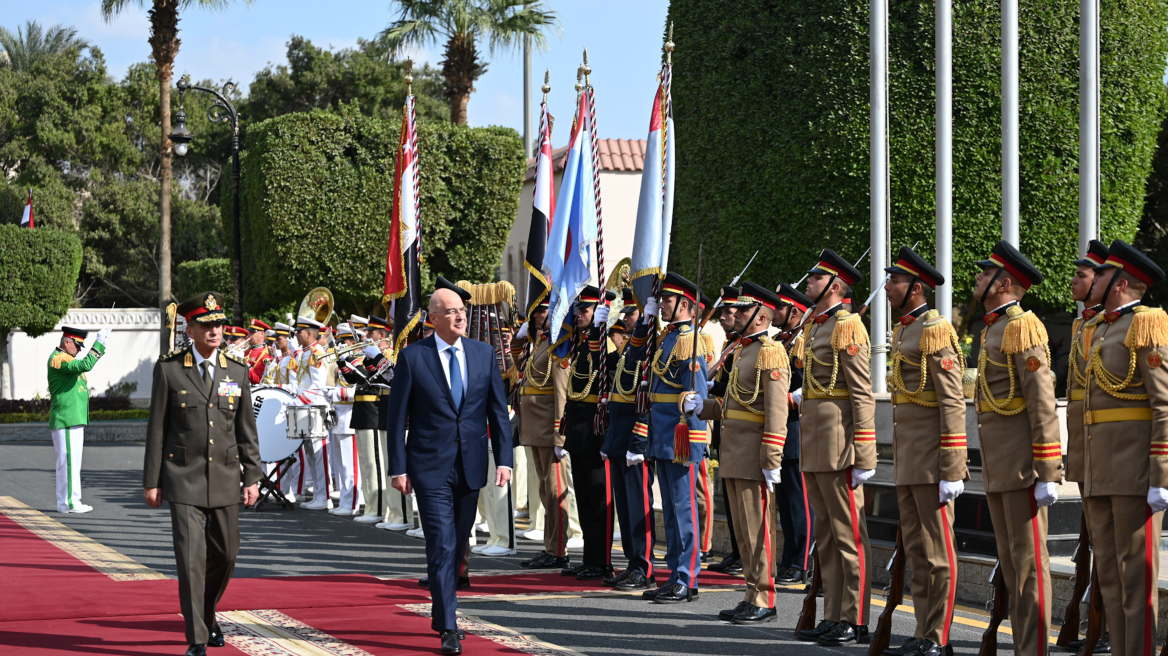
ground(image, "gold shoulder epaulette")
xmin=1071 ymin=317 xmax=1083 ymax=336
xmin=224 ymin=350 xmax=247 ymax=366
xmin=920 ymin=310 xmax=960 ymax=355
xmin=789 ymin=333 xmax=805 ymax=361
xmin=1125 ymin=306 xmax=1168 ymax=350
xmin=700 ymin=333 xmax=715 ymax=363
xmin=159 ymin=348 xmax=183 ymax=363
xmin=49 ymin=352 xmax=72 ymax=369
xmin=670 ymin=328 xmax=709 ymax=362
xmin=831 ymin=312 xmax=869 ymax=351
xmin=1001 ymin=308 xmax=1048 ymax=355
xmin=755 ymin=336 xmax=789 ymax=372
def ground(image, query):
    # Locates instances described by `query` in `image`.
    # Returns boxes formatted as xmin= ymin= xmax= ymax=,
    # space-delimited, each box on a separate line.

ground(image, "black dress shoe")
xmin=733 ymin=605 xmax=777 ymax=624
xmin=723 ymin=558 xmax=744 ymax=575
xmin=519 ymin=550 xmax=548 ymax=567
xmin=440 ymin=630 xmax=462 ymax=655
xmin=576 ymin=565 xmax=610 ymax=581
xmin=700 ymin=551 xmax=710 ymax=562
xmin=914 ymin=639 xmax=949 ymax=656
xmin=560 ymin=563 xmax=587 ymax=576
xmin=882 ymin=637 xmax=922 ymax=656
xmin=603 ymin=568 xmax=632 ymax=587
xmin=708 ymin=555 xmax=741 ymax=573
xmin=616 ymin=571 xmax=654 ymax=591
xmin=719 ymin=600 xmax=751 ymax=621
xmin=1096 ymin=633 xmax=1112 ymax=654
xmin=185 ymin=646 xmax=207 ymax=656
xmin=776 ymin=567 xmax=805 ymax=585
xmin=430 ymin=622 xmax=465 ymax=639
xmin=795 ymin=620 xmax=837 ymax=642
xmin=207 ymin=624 xmax=225 ymax=648
xmin=653 ymin=582 xmax=698 ymax=604
xmin=418 ymin=576 xmax=470 ymax=590
xmin=526 ymin=552 xmax=569 ymax=569
xmin=818 ymin=622 xmax=869 ymax=646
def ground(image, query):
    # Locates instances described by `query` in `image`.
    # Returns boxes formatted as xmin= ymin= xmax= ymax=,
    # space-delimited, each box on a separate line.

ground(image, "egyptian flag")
xmin=20 ymin=189 xmax=33 ymax=229
xmin=629 ymin=62 xmax=675 ymax=309
xmin=383 ymin=95 xmax=421 ymax=356
xmin=524 ymin=103 xmax=556 ymax=318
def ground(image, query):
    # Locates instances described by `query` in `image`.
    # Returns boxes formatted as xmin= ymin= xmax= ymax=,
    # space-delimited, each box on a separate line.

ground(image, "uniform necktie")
xmin=201 ymin=361 xmax=213 ymax=395
xmin=448 ymin=346 xmax=463 ymax=410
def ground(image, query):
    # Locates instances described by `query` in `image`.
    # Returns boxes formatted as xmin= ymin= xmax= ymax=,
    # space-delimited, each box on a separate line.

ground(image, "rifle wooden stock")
xmin=1058 ymin=516 xmax=1091 ymax=647
xmin=1078 ymin=564 xmax=1104 ymax=656
xmin=978 ymin=562 xmax=1009 ymax=656
xmin=869 ymin=530 xmax=906 ymax=656
xmin=795 ymin=547 xmax=822 ymax=635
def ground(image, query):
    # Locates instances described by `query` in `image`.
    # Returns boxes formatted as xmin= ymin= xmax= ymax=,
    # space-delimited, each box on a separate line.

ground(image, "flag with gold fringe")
xmin=383 ymin=94 xmax=422 ymax=355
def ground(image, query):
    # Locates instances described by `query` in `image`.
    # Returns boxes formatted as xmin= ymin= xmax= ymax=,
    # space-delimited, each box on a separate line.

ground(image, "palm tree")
xmin=100 ymin=0 xmax=251 ymax=354
xmin=377 ymin=0 xmax=557 ymax=125
xmin=0 ymin=21 xmax=89 ymax=71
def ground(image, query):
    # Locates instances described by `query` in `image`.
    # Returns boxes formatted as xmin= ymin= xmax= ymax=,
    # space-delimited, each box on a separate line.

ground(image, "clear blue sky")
xmin=11 ymin=1 xmax=671 ymax=148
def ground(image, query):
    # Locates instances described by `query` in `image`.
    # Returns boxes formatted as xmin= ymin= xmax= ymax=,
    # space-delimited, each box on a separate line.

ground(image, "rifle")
xmin=794 ymin=544 xmax=822 ymax=635
xmin=869 ymin=529 xmax=906 ymax=656
xmin=978 ymin=560 xmax=1009 ymax=656
xmin=1077 ymin=564 xmax=1105 ymax=656
xmin=1057 ymin=516 xmax=1091 ymax=647
xmin=697 ymin=249 xmax=759 ymax=330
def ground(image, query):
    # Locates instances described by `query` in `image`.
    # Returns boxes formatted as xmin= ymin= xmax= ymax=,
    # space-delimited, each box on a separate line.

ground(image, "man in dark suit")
xmin=387 ymin=287 xmax=513 ymax=655
xmin=144 ymin=292 xmax=263 ymax=656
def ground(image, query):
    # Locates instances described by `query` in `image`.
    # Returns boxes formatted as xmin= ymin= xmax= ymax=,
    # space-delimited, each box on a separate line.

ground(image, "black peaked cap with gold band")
xmin=806 ymin=248 xmax=864 ymax=286
xmin=1094 ymin=239 xmax=1166 ymax=285
xmin=975 ymin=239 xmax=1043 ymax=289
xmin=1074 ymin=239 xmax=1110 ymax=268
xmin=739 ymin=281 xmax=784 ymax=313
xmin=434 ymin=276 xmax=473 ymax=303
xmin=368 ymin=316 xmax=390 ymax=331
xmin=886 ymin=245 xmax=945 ymax=288
xmin=718 ymin=286 xmax=740 ymax=308
xmin=294 ymin=316 xmax=324 ymax=331
xmin=620 ymin=287 xmax=637 ymax=314
xmin=776 ymin=283 xmax=812 ymax=313
xmin=576 ymin=285 xmax=616 ymax=308
xmin=177 ymin=292 xmax=227 ymax=324
xmin=60 ymin=326 xmax=88 ymax=345
xmin=660 ymin=271 xmax=701 ymax=305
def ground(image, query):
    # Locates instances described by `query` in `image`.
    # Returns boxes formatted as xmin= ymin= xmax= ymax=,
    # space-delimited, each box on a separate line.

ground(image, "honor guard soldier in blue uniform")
xmin=631 ymin=272 xmax=710 ymax=604
xmin=602 ymin=288 xmax=657 ymax=591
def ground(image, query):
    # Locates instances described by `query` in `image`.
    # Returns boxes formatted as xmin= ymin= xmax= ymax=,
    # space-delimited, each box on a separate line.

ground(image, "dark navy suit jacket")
xmin=386 ymin=335 xmax=513 ymax=491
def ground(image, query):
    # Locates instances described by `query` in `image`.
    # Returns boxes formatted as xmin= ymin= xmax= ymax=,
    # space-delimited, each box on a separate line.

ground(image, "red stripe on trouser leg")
xmin=642 ymin=462 xmax=653 ymax=577
xmin=688 ymin=463 xmax=699 ymax=588
xmin=555 ymin=460 xmax=565 ymax=557
xmin=801 ymin=472 xmax=812 ymax=570
xmin=939 ymin=502 xmax=957 ymax=645
xmin=604 ymin=459 xmax=613 ymax=567
xmin=846 ymin=468 xmax=866 ymax=621
xmin=351 ymin=439 xmax=360 ymax=510
xmin=1028 ymin=487 xmax=1046 ymax=656
xmin=762 ymin=481 xmax=775 ymax=608
xmin=699 ymin=463 xmax=713 ymax=552
xmin=1145 ymin=505 xmax=1156 ymax=656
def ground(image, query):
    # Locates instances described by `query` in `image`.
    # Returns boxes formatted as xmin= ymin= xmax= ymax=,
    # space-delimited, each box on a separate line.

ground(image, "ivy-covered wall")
xmin=666 ymin=0 xmax=1168 ymax=309
xmin=238 ymin=107 xmax=525 ymax=317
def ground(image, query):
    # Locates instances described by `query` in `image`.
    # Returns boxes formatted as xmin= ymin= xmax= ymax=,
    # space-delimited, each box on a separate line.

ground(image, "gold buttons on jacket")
xmin=209 ymin=403 xmax=214 ymax=408
xmin=181 ymin=403 xmax=186 ymax=408
xmin=209 ymin=421 xmax=214 ymax=426
xmin=209 ymin=439 xmax=214 ymax=445
xmin=209 ymin=457 xmax=213 ymax=462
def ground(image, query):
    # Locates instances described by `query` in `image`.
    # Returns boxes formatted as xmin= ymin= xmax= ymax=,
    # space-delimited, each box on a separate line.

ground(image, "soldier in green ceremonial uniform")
xmin=144 ymin=292 xmax=262 ymax=656
xmin=48 ymin=325 xmax=110 ymax=513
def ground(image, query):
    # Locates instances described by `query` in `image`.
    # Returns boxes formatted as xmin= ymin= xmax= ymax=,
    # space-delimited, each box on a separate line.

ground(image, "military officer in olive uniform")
xmin=1081 ymin=240 xmax=1168 ymax=656
xmin=795 ymin=249 xmax=876 ymax=646
xmin=972 ymin=240 xmax=1062 ymax=656
xmin=883 ymin=247 xmax=968 ymax=656
xmin=144 ymin=292 xmax=262 ymax=656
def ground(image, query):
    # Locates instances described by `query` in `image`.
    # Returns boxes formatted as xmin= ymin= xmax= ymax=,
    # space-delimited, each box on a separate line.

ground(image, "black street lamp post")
xmin=170 ymin=75 xmax=244 ymax=326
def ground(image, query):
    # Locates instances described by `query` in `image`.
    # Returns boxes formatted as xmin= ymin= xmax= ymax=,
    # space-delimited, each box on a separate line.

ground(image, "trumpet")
xmin=319 ymin=339 xmax=377 ymax=364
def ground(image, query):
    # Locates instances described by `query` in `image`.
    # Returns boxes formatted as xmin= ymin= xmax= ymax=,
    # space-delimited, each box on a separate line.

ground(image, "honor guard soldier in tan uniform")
xmin=972 ymin=240 xmax=1061 ymax=656
xmin=1067 ymin=240 xmax=1109 ymax=494
xmin=1081 ymin=240 xmax=1168 ymax=656
xmin=144 ymin=292 xmax=262 ymax=656
xmin=512 ymin=297 xmax=573 ymax=569
xmin=708 ymin=287 xmax=747 ymax=575
xmin=687 ymin=281 xmax=789 ymax=624
xmin=795 ymin=249 xmax=876 ymax=646
xmin=883 ymin=247 xmax=967 ymax=656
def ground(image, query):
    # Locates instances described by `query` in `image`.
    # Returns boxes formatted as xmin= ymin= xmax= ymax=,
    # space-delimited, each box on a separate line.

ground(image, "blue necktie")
xmin=448 ymin=346 xmax=463 ymax=411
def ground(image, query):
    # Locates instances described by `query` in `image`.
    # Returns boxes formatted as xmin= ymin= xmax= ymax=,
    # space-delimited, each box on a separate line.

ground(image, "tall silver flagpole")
xmin=871 ymin=0 xmax=889 ymax=392
xmin=1079 ymin=0 xmax=1100 ymax=265
xmin=936 ymin=0 xmax=953 ymax=319
xmin=1002 ymin=0 xmax=1020 ymax=246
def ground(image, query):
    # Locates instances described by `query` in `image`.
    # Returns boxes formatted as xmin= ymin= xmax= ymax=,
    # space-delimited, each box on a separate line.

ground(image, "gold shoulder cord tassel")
xmin=1125 ymin=306 xmax=1168 ymax=350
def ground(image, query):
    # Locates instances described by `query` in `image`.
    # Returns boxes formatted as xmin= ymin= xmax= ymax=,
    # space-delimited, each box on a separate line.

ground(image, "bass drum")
xmin=250 ymin=386 xmax=299 ymax=462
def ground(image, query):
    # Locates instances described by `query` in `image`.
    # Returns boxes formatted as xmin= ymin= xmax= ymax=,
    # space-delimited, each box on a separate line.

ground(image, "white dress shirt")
xmin=434 ymin=332 xmax=469 ymax=398
xmin=192 ymin=344 xmax=216 ymax=381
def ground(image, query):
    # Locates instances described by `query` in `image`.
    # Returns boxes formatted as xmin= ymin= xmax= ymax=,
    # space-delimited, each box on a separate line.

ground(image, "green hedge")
xmin=174 ymin=258 xmax=234 ymax=310
xmin=0 ymin=225 xmax=81 ymax=336
xmin=0 ymin=409 xmax=149 ymax=424
xmin=666 ymin=0 xmax=1168 ymax=309
xmin=238 ymin=106 xmax=524 ymax=317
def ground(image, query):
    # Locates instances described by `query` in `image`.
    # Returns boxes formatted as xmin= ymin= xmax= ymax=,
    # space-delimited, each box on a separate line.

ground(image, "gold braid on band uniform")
xmin=523 ymin=340 xmax=554 ymax=389
xmin=892 ymin=348 xmax=938 ymax=408
xmin=726 ymin=344 xmax=766 ymax=415
xmin=1087 ymin=345 xmax=1148 ymax=402
xmin=975 ymin=325 xmax=1051 ymax=416
xmin=804 ymin=330 xmax=851 ymax=398
xmin=613 ymin=351 xmax=640 ymax=398
xmin=651 ymin=346 xmax=684 ymax=389
xmin=1069 ymin=331 xmax=1089 ymax=389
xmin=567 ymin=344 xmax=598 ymax=401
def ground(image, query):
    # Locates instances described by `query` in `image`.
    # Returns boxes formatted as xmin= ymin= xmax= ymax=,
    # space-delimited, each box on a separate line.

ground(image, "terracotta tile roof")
xmin=525 ymin=138 xmax=647 ymax=182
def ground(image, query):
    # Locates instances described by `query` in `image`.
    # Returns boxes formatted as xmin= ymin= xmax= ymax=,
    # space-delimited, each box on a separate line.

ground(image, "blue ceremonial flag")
xmin=629 ymin=62 xmax=675 ymax=309
xmin=543 ymin=89 xmax=597 ymax=342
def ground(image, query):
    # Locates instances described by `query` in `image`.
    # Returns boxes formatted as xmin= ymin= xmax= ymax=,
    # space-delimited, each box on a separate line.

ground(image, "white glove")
xmin=626 ymin=451 xmax=645 ymax=467
xmin=790 ymin=388 xmax=803 ymax=408
xmin=593 ymin=305 xmax=610 ymax=327
xmin=681 ymin=392 xmax=702 ymax=415
xmin=850 ymin=468 xmax=875 ymax=489
xmin=643 ymin=297 xmax=659 ymax=320
xmin=1034 ymin=481 xmax=1059 ymax=508
xmin=516 ymin=322 xmax=529 ymax=341
xmin=362 ymin=345 xmax=381 ymax=360
xmin=1148 ymin=487 xmax=1168 ymax=513
xmin=939 ymin=480 xmax=964 ymax=504
xmin=763 ymin=468 xmax=782 ymax=492
xmin=96 ymin=327 xmax=112 ymax=345
xmin=600 ymin=451 xmax=608 ymax=461
xmin=554 ymin=446 xmax=567 ymax=462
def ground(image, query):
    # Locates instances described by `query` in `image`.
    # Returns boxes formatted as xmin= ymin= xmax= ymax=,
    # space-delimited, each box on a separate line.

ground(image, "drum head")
xmin=252 ymin=387 xmax=299 ymax=462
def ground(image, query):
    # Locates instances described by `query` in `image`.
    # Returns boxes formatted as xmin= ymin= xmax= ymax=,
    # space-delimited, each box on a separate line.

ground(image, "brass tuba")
xmin=298 ymin=287 xmax=335 ymax=325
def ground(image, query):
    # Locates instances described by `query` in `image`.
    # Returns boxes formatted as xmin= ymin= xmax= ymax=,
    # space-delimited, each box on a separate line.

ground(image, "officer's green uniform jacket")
xmin=143 ymin=346 xmax=263 ymax=508
xmin=47 ymin=342 xmax=106 ymax=430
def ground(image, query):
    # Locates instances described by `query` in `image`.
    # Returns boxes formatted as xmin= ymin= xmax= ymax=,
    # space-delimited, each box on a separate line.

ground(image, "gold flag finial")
xmin=575 ymin=65 xmax=584 ymax=94
xmin=542 ymin=68 xmax=550 ymax=103
xmin=665 ymin=22 xmax=675 ymax=65
xmin=582 ymin=47 xmax=591 ymax=86
xmin=404 ymin=58 xmax=414 ymax=96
